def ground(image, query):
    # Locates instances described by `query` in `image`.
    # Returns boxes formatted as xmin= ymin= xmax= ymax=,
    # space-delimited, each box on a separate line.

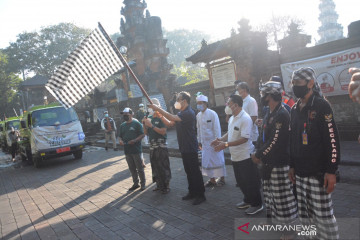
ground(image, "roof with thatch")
xmin=185 ymin=39 xmax=230 ymax=64
xmin=20 ymin=75 xmax=48 ymax=88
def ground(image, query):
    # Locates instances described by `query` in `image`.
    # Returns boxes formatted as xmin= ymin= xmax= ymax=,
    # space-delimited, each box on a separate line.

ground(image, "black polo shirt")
xmin=175 ymin=106 xmax=198 ymax=153
xmin=289 ymin=94 xmax=340 ymax=177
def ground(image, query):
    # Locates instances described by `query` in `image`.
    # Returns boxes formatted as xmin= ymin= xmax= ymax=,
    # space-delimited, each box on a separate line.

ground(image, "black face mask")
xmin=292 ymin=85 xmax=309 ymax=99
xmin=123 ymin=115 xmax=130 ymax=121
xmin=260 ymin=95 xmax=269 ymax=106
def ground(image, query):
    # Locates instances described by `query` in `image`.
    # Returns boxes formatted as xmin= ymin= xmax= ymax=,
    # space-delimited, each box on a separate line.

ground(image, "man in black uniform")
xmin=251 ymin=81 xmax=297 ymax=228
xmin=288 ymin=67 xmax=340 ymax=240
xmin=148 ymin=92 xmax=206 ymax=205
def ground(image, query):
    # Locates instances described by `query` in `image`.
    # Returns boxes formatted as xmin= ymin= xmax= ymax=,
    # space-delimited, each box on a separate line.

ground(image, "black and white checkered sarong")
xmin=263 ymin=166 xmax=298 ymax=223
xmin=296 ymin=175 xmax=339 ymax=240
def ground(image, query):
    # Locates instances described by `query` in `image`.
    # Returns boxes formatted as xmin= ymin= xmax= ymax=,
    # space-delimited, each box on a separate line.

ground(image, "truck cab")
xmin=18 ymin=103 xmax=85 ymax=167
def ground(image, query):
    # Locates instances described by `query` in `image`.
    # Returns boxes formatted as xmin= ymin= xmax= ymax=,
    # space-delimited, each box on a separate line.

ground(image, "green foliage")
xmin=36 ymin=23 xmax=91 ymax=76
xmin=4 ymin=32 xmax=41 ymax=79
xmin=164 ymin=29 xmax=210 ymax=85
xmin=0 ymin=51 xmax=22 ymax=117
xmin=4 ymin=23 xmax=91 ymax=78
xmin=171 ymin=62 xmax=208 ymax=86
xmin=164 ymin=29 xmax=210 ymax=67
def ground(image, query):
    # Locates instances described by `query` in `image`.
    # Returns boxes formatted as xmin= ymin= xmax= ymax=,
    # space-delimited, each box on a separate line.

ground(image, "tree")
xmin=36 ymin=23 xmax=91 ymax=76
xmin=171 ymin=62 xmax=208 ymax=86
xmin=4 ymin=23 xmax=91 ymax=78
xmin=164 ymin=29 xmax=210 ymax=67
xmin=0 ymin=51 xmax=22 ymax=117
xmin=256 ymin=15 xmax=305 ymax=51
xmin=4 ymin=32 xmax=41 ymax=80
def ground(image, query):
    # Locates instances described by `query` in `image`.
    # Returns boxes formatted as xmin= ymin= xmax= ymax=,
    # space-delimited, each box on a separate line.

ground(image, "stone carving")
xmin=117 ymin=0 xmax=173 ymax=105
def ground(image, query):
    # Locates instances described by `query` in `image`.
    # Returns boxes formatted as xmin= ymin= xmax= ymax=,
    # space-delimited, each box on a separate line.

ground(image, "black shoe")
xmin=182 ymin=193 xmax=195 ymax=200
xmin=193 ymin=196 xmax=206 ymax=205
xmin=245 ymin=205 xmax=264 ymax=215
xmin=105 ymin=147 xmax=108 ymax=151
xmin=128 ymin=184 xmax=140 ymax=191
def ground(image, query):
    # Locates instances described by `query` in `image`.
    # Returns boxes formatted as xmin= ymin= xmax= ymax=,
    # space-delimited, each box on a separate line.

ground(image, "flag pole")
xmin=97 ymin=22 xmax=153 ymax=104
xmin=13 ymin=108 xmax=18 ymax=117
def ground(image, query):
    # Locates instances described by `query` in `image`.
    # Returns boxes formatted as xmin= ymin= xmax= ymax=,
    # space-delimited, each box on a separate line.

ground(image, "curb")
xmin=88 ymin=142 xmax=360 ymax=166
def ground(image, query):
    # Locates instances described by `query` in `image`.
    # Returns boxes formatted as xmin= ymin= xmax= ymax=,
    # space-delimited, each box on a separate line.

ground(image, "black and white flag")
xmin=45 ymin=25 xmax=124 ymax=109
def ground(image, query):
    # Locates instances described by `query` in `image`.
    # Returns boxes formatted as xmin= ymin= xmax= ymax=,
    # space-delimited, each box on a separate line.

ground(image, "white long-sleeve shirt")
xmin=196 ymin=108 xmax=221 ymax=145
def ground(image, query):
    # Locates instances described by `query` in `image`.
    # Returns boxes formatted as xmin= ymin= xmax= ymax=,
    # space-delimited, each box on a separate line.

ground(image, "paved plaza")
xmin=0 ymin=145 xmax=359 ymax=240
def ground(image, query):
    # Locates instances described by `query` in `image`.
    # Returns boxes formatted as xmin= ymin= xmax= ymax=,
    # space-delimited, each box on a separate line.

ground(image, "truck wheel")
xmin=33 ymin=157 xmax=42 ymax=168
xmin=74 ymin=150 xmax=83 ymax=160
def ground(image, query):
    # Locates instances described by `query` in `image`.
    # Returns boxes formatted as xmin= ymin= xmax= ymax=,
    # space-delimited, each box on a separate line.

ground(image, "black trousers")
xmin=232 ymin=158 xmax=262 ymax=206
xmin=181 ymin=152 xmax=205 ymax=197
xmin=11 ymin=143 xmax=17 ymax=159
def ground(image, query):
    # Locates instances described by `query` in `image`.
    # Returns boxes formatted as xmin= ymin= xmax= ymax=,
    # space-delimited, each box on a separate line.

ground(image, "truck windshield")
xmin=32 ymin=107 xmax=79 ymax=127
xmin=7 ymin=120 xmax=20 ymax=130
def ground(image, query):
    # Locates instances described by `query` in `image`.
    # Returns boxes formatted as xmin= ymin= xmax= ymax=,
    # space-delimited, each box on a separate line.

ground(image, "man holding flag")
xmin=148 ymin=92 xmax=206 ymax=205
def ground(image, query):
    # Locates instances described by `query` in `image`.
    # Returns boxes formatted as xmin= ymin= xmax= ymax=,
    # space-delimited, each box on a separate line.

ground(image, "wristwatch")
xmin=225 ymin=142 xmax=229 ymax=148
xmin=151 ymin=125 xmax=155 ymax=129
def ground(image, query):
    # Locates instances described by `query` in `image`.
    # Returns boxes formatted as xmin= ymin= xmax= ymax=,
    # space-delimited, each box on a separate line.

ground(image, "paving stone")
xmin=0 ymin=149 xmax=359 ymax=240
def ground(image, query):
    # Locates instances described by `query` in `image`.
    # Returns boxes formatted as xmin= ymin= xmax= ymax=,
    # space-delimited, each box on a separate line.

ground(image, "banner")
xmin=281 ymin=47 xmax=360 ymax=96
xmin=31 ymin=121 xmax=85 ymax=152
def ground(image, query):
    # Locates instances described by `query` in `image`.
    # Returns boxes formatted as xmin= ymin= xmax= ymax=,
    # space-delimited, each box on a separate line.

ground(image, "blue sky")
xmin=0 ymin=0 xmax=358 ymax=48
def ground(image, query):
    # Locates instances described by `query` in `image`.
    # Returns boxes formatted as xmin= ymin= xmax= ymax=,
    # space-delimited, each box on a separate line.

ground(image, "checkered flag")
xmin=45 ymin=24 xmax=124 ymax=109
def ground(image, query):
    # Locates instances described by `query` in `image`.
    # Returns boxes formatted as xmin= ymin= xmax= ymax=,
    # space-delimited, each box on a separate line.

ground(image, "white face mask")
xmin=148 ymin=108 xmax=154 ymax=115
xmin=224 ymin=105 xmax=232 ymax=115
xmin=174 ymin=101 xmax=182 ymax=110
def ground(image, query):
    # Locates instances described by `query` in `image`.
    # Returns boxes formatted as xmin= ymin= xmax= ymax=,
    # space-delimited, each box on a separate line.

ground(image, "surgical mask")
xmin=292 ymin=85 xmax=309 ymax=99
xmin=174 ymin=101 xmax=182 ymax=110
xmin=104 ymin=114 xmax=109 ymax=118
xmin=224 ymin=105 xmax=232 ymax=115
xmin=260 ymin=95 xmax=269 ymax=106
xmin=123 ymin=115 xmax=130 ymax=121
xmin=197 ymin=104 xmax=205 ymax=112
